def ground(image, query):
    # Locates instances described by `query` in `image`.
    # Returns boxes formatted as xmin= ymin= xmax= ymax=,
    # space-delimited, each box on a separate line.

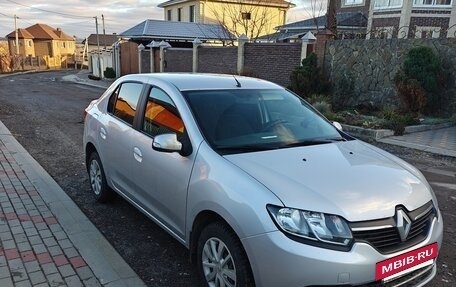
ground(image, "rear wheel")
xmin=197 ymin=222 xmax=254 ymax=287
xmin=88 ymin=152 xmax=113 ymax=203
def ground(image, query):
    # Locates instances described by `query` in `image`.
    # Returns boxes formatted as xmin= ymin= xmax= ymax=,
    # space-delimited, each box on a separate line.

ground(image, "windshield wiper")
xmin=280 ymin=137 xmax=346 ymax=148
xmin=215 ymin=144 xmax=277 ymax=153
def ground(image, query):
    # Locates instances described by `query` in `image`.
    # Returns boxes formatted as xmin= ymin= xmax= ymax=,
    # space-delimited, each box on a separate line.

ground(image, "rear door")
xmin=98 ymin=81 xmax=144 ymax=197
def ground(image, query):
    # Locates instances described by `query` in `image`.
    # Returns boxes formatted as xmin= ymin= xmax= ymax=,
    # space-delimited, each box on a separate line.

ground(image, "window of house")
xmin=167 ymin=9 xmax=172 ymax=21
xmin=178 ymin=8 xmax=182 ymax=21
xmin=373 ymin=27 xmax=394 ymax=39
xmin=189 ymin=5 xmax=195 ymax=22
xmin=27 ymin=40 xmax=32 ymax=47
xmin=142 ymin=88 xmax=184 ymax=137
xmin=344 ymin=0 xmax=364 ymax=5
xmin=241 ymin=12 xmax=251 ymax=20
xmin=111 ymin=82 xmax=143 ymax=126
xmin=374 ymin=0 xmax=403 ymax=8
xmin=414 ymin=26 xmax=441 ymax=38
xmin=413 ymin=0 xmax=452 ymax=6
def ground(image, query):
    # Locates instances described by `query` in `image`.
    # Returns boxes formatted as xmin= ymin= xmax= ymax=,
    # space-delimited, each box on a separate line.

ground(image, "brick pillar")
xmin=192 ymin=38 xmax=202 ymax=73
xmin=315 ymin=29 xmax=334 ymax=68
xmin=237 ymin=34 xmax=248 ymax=75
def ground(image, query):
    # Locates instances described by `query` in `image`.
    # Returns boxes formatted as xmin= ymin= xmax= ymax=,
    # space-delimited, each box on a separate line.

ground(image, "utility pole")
xmin=14 ymin=15 xmax=19 ymax=55
xmin=94 ymin=16 xmax=102 ymax=78
xmin=102 ymin=14 xmax=106 ymax=50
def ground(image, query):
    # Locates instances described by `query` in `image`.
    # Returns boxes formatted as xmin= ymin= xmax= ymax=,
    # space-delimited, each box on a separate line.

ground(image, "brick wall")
xmin=244 ymin=43 xmax=301 ymax=87
xmin=371 ymin=18 xmax=401 ymax=37
xmin=198 ymin=46 xmax=237 ymax=74
xmin=164 ymin=48 xmax=192 ymax=72
xmin=408 ymin=17 xmax=450 ymax=38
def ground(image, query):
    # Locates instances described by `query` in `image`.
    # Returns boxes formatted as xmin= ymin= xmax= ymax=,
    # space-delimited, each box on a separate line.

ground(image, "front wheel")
xmin=88 ymin=152 xmax=113 ymax=203
xmin=197 ymin=222 xmax=254 ymax=287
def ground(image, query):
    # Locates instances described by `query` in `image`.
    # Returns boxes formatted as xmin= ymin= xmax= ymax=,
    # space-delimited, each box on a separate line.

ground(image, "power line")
xmin=0 ymin=11 xmax=14 ymax=18
xmin=4 ymin=0 xmax=94 ymax=19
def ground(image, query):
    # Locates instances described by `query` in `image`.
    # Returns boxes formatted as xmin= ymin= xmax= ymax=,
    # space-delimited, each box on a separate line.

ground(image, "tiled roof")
xmin=8 ymin=24 xmax=74 ymax=41
xmin=84 ymin=34 xmax=119 ymax=46
xmin=277 ymin=12 xmax=367 ymax=30
xmin=6 ymin=28 xmax=34 ymax=39
xmin=258 ymin=12 xmax=368 ymax=41
xmin=119 ymin=19 xmax=233 ymax=41
xmin=158 ymin=0 xmax=295 ymax=8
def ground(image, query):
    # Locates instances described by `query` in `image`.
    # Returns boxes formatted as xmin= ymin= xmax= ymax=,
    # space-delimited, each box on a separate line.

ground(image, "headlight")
xmin=267 ymin=205 xmax=353 ymax=246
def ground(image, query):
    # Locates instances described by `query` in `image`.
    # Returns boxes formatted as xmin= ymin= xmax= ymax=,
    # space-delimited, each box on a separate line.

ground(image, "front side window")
xmin=111 ymin=82 xmax=143 ymax=125
xmin=374 ymin=0 xmax=403 ymax=8
xmin=183 ymin=89 xmax=347 ymax=154
xmin=142 ymin=88 xmax=184 ymax=137
xmin=167 ymin=9 xmax=172 ymax=21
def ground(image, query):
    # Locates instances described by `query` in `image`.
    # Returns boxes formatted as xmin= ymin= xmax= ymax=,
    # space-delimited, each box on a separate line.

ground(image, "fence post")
xmin=192 ymin=38 xmax=202 ymax=73
xmin=138 ymin=44 xmax=145 ymax=74
xmin=147 ymin=41 xmax=158 ymax=73
xmin=159 ymin=41 xmax=171 ymax=73
xmin=301 ymin=32 xmax=316 ymax=65
xmin=237 ymin=34 xmax=248 ymax=75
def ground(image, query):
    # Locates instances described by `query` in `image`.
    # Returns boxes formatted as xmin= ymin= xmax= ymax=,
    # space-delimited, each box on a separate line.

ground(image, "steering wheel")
xmin=261 ymin=119 xmax=289 ymax=131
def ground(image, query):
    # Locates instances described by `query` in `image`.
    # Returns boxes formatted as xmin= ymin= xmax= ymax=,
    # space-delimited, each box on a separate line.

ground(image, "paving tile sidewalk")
xmin=0 ymin=121 xmax=146 ymax=287
xmin=379 ymin=126 xmax=456 ymax=158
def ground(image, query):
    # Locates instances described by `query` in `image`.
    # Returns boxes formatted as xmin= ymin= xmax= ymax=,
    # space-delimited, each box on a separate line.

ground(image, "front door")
xmin=131 ymin=87 xmax=195 ymax=239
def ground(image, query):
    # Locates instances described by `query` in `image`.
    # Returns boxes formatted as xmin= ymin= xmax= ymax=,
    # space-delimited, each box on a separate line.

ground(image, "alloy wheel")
xmin=89 ymin=160 xmax=102 ymax=195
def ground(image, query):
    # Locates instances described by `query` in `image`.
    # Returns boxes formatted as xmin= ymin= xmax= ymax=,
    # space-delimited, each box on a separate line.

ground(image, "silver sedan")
xmin=83 ymin=73 xmax=443 ymax=287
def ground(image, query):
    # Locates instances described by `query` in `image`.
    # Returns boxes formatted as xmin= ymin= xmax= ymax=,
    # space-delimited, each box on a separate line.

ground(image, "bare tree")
xmin=301 ymin=0 xmax=326 ymax=32
xmin=205 ymin=0 xmax=289 ymax=42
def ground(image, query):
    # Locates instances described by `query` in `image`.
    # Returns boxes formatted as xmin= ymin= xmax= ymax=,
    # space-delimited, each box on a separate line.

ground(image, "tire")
xmin=197 ymin=222 xmax=254 ymax=287
xmin=88 ymin=152 xmax=113 ymax=203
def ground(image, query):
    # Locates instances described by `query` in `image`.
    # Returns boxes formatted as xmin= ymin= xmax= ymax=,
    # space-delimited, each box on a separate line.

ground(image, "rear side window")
xmin=142 ymin=88 xmax=184 ymax=137
xmin=111 ymin=82 xmax=143 ymax=126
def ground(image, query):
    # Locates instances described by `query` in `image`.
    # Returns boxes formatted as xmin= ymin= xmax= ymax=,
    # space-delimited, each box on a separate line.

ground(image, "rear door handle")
xmin=133 ymin=147 xmax=143 ymax=163
xmin=100 ymin=127 xmax=107 ymax=140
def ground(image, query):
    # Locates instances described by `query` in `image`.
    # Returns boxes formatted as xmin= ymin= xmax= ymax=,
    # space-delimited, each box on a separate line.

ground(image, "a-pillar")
xmin=192 ymin=38 xmax=202 ymax=73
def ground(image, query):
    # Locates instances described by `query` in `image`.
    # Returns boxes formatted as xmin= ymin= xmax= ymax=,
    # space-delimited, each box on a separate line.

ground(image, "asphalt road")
xmin=0 ymin=70 xmax=454 ymax=287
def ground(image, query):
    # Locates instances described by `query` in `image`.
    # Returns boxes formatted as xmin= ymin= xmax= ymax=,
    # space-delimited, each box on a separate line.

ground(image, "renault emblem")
xmin=396 ymin=210 xmax=411 ymax=242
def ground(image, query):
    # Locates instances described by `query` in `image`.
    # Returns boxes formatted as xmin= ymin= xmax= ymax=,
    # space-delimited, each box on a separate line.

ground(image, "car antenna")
xmin=233 ymin=75 xmax=241 ymax=88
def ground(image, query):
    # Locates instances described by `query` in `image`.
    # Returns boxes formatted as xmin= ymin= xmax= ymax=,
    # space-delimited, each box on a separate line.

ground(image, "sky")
xmin=0 ymin=0 xmax=325 ymax=39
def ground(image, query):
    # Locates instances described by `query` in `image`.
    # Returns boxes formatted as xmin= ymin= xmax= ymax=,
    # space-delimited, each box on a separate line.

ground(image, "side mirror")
xmin=333 ymin=121 xmax=343 ymax=131
xmin=152 ymin=133 xmax=182 ymax=153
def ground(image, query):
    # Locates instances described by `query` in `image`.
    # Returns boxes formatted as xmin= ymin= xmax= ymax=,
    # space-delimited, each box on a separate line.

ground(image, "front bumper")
xmin=242 ymin=213 xmax=443 ymax=287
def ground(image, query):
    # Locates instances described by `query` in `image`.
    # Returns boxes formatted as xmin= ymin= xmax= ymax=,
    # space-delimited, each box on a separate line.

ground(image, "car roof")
xmin=119 ymin=73 xmax=284 ymax=91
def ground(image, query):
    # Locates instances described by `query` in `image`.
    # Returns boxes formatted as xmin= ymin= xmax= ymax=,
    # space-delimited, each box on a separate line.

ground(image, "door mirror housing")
xmin=152 ymin=133 xmax=182 ymax=153
xmin=333 ymin=121 xmax=343 ymax=131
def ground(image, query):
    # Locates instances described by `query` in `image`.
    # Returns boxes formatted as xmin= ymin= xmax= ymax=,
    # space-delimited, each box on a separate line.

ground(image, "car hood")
xmin=224 ymin=140 xmax=433 ymax=222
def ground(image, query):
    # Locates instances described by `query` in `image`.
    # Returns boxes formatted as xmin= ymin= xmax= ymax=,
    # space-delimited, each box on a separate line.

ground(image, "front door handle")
xmin=100 ymin=127 xmax=107 ymax=140
xmin=133 ymin=147 xmax=143 ymax=163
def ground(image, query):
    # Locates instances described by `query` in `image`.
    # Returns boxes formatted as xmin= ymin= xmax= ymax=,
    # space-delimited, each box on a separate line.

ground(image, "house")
xmin=0 ymin=37 xmax=8 ymax=56
xmin=118 ymin=19 xmax=233 ymax=46
xmin=83 ymin=34 xmax=119 ymax=52
xmin=261 ymin=12 xmax=368 ymax=42
xmin=157 ymin=0 xmax=295 ymax=40
xmin=6 ymin=23 xmax=75 ymax=57
xmin=366 ymin=0 xmax=456 ymax=38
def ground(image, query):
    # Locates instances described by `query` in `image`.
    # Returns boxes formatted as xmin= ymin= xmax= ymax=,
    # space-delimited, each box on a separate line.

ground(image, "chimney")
xmin=57 ymin=28 xmax=61 ymax=32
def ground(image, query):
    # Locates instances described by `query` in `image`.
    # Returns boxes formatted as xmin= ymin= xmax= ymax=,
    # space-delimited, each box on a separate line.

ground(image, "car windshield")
xmin=183 ymin=89 xmax=347 ymax=154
